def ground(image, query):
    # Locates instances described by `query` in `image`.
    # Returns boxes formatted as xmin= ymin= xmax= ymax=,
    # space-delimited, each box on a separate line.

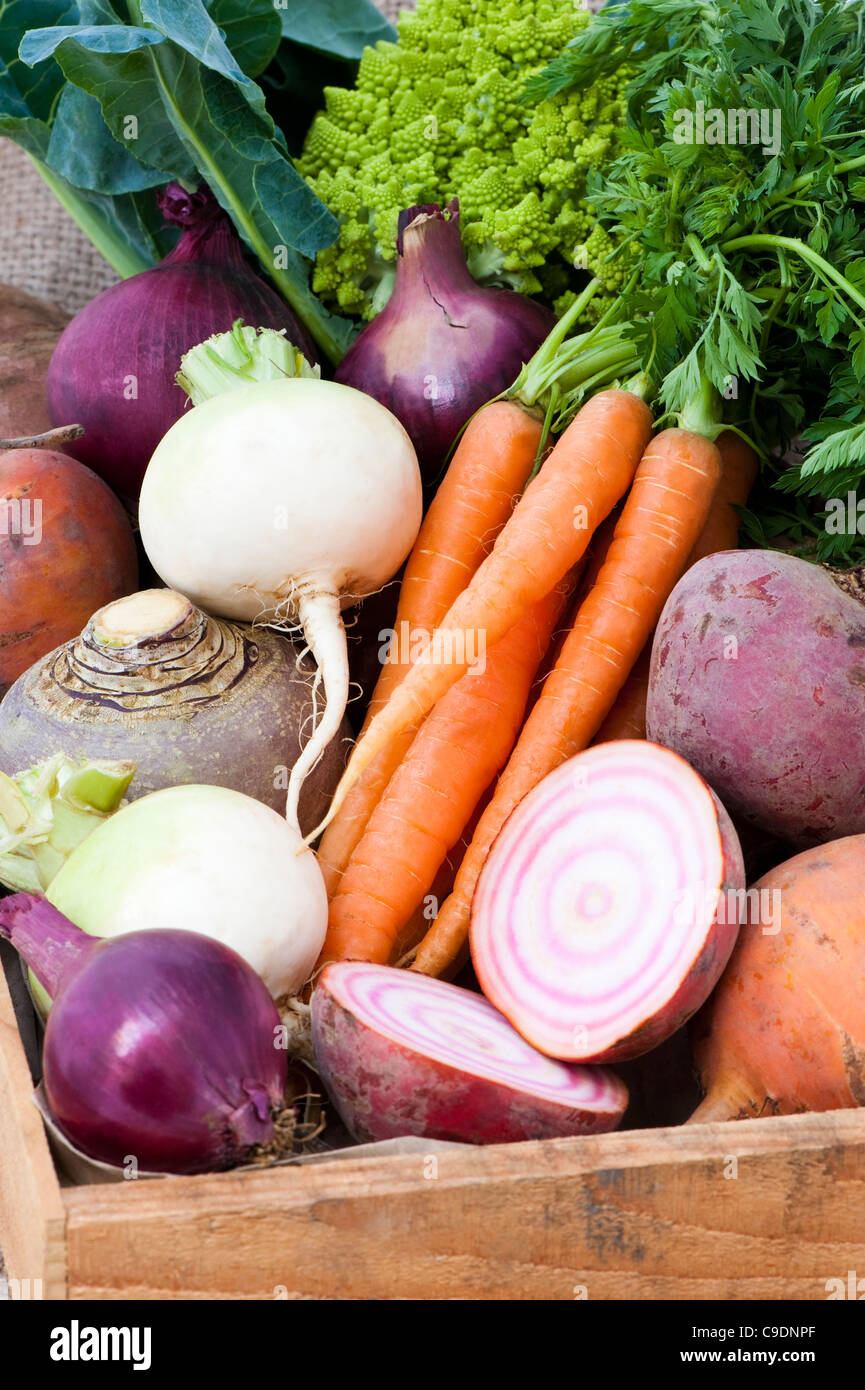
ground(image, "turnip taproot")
xmin=139 ymin=327 xmax=422 ymax=829
xmin=647 ymin=550 xmax=865 ymax=846
xmin=311 ymin=962 xmax=628 ymax=1144
xmin=690 ymin=836 xmax=865 ymax=1121
xmin=471 ymin=741 xmax=745 ymax=1063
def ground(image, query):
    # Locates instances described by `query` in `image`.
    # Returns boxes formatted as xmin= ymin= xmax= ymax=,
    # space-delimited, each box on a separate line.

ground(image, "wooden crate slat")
xmin=60 ymin=1111 xmax=865 ymax=1300
xmin=0 ymin=960 xmax=66 ymax=1299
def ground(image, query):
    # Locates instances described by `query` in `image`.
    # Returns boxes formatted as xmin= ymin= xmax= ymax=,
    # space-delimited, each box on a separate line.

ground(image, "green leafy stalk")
xmin=0 ymin=0 xmax=393 ymax=362
xmin=509 ymin=279 xmax=603 ymax=408
xmin=176 ymin=321 xmax=320 ymax=404
xmin=28 ymin=155 xmax=151 ymax=278
xmin=678 ymin=378 xmax=724 ymax=438
xmin=136 ymin=48 xmax=353 ymax=362
xmin=506 ymin=272 xmax=645 ymax=416
xmin=0 ymin=754 xmax=135 ymax=895
xmin=721 ymin=234 xmax=865 ymax=316
xmin=525 ymin=0 xmax=865 ymax=560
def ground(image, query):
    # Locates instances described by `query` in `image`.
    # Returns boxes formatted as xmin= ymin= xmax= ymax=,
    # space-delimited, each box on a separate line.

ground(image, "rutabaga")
xmin=0 ymin=588 xmax=349 ymax=835
xmin=43 ymin=784 xmax=328 ymax=1006
xmin=138 ymin=325 xmax=423 ymax=831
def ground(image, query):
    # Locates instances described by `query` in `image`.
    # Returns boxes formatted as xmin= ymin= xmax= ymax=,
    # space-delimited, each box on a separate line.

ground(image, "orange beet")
xmin=1 ymin=449 xmax=138 ymax=696
xmin=690 ymin=836 xmax=865 ymax=1121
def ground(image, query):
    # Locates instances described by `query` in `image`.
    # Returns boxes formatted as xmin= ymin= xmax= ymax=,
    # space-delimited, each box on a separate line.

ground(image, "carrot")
xmin=315 ymin=400 xmax=542 ymax=894
xmin=318 ymin=580 xmax=572 ymax=970
xmin=365 ymin=401 xmax=544 ymax=722
xmin=319 ymin=388 xmax=654 ymax=835
xmin=574 ymin=507 xmax=620 ymax=598
xmin=412 ymin=426 xmax=721 ymax=978
xmin=686 ymin=429 xmax=758 ymax=564
xmin=389 ymin=788 xmax=491 ymax=971
xmin=591 ymin=643 xmax=653 ymax=742
xmin=591 ymin=431 xmax=758 ymax=746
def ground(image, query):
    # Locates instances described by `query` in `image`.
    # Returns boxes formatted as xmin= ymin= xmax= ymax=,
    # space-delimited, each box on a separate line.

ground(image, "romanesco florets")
xmin=298 ymin=0 xmax=630 ymax=320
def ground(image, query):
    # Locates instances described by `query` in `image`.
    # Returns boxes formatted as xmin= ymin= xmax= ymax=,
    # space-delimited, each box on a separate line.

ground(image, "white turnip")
xmin=44 ymin=784 xmax=327 ymax=1005
xmin=138 ymin=327 xmax=423 ymax=829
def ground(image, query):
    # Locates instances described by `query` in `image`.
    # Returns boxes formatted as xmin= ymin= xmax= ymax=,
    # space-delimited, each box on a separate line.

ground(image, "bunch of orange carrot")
xmin=313 ymin=384 xmax=757 ymax=983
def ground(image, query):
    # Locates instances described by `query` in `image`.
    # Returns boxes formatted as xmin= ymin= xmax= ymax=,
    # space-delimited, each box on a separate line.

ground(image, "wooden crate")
xmin=3 ymin=957 xmax=865 ymax=1300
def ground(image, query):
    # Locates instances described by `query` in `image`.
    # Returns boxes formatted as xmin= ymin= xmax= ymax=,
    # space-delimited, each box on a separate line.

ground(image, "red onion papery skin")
xmin=334 ymin=200 xmax=555 ymax=494
xmin=0 ymin=894 xmax=287 ymax=1174
xmin=46 ymin=184 xmax=320 ymax=508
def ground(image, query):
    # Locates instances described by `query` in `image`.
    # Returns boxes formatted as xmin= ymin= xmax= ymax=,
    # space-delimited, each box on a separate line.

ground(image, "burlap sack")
xmin=0 ymin=142 xmax=117 ymax=313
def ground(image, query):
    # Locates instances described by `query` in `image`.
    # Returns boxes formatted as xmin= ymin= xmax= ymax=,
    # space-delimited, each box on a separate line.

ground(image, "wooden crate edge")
xmin=0 ymin=960 xmax=66 ymax=1299
xmin=57 ymin=1104 xmax=865 ymax=1226
xmin=58 ymin=1107 xmax=865 ymax=1300
xmin=5 ymin=933 xmax=865 ymax=1300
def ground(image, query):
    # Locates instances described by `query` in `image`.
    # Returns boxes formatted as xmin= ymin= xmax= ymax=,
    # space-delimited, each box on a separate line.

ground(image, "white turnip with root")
xmin=470 ymin=741 xmax=746 ymax=1063
xmin=138 ymin=325 xmax=423 ymax=830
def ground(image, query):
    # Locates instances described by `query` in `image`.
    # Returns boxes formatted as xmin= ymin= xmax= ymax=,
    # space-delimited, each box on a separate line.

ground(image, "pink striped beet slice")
xmin=471 ymin=741 xmax=745 ymax=1064
xmin=311 ymin=962 xmax=628 ymax=1144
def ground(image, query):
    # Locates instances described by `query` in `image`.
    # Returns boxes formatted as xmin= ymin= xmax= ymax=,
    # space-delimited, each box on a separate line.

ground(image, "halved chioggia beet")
xmin=311 ymin=962 xmax=628 ymax=1144
xmin=470 ymin=740 xmax=746 ymax=1064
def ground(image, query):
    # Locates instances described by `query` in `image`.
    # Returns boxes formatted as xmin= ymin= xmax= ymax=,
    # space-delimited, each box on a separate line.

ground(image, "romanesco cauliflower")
xmin=298 ymin=0 xmax=633 ymax=321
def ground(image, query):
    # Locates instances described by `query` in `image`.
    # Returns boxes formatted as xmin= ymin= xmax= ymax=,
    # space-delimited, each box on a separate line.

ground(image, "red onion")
xmin=334 ymin=200 xmax=555 ymax=492
xmin=46 ymin=184 xmax=320 ymax=506
xmin=0 ymin=893 xmax=287 ymax=1174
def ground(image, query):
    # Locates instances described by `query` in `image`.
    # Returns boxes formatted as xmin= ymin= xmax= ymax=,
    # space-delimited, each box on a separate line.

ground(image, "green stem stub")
xmin=177 ymin=322 xmax=321 ymax=406
xmin=0 ymin=754 xmax=135 ymax=895
xmin=678 ymin=378 xmax=724 ymax=439
xmin=509 ymin=278 xmax=603 ymax=410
